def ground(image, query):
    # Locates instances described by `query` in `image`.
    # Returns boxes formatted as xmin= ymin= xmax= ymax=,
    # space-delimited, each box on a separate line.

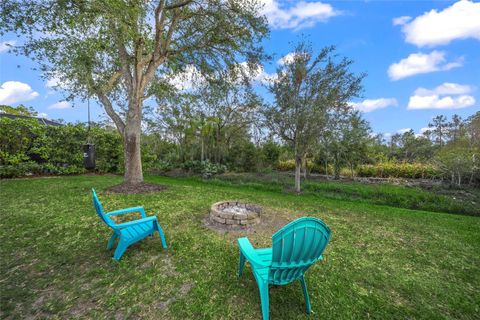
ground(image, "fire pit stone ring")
xmin=210 ymin=201 xmax=261 ymax=228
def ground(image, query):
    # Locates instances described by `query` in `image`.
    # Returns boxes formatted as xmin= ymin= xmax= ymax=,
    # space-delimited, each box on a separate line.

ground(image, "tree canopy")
xmin=1 ymin=0 xmax=268 ymax=184
xmin=264 ymin=42 xmax=365 ymax=192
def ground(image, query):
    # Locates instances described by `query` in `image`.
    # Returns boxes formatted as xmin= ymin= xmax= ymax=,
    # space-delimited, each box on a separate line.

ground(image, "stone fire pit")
xmin=210 ymin=201 xmax=261 ymax=229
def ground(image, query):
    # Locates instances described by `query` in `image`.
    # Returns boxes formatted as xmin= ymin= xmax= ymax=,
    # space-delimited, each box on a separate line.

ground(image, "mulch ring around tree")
xmin=106 ymin=182 xmax=168 ymax=194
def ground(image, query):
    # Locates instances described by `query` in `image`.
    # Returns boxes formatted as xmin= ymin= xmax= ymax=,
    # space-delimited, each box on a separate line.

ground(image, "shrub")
xmin=276 ymin=160 xmax=333 ymax=175
xmin=201 ymin=161 xmax=227 ymax=178
xmin=357 ymin=162 xmax=441 ymax=179
xmin=225 ymin=141 xmax=259 ymax=172
xmin=182 ymin=160 xmax=226 ymax=177
xmin=276 ymin=160 xmax=295 ymax=171
xmin=148 ymin=160 xmax=174 ymax=174
xmin=0 ymin=162 xmax=42 ymax=178
xmin=0 ymin=118 xmax=123 ymax=178
xmin=262 ymin=140 xmax=281 ymax=165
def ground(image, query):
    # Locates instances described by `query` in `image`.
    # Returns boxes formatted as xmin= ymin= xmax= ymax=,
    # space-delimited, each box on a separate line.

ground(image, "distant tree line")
xmin=1 ymin=103 xmax=479 ymax=187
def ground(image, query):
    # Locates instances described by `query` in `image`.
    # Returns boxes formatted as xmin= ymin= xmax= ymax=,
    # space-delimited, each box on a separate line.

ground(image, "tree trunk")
xmin=334 ymin=160 xmax=340 ymax=179
xmin=295 ymin=156 xmax=302 ymax=193
xmin=334 ymin=166 xmax=340 ymax=180
xmin=303 ymin=158 xmax=307 ymax=179
xmin=123 ymin=118 xmax=143 ymax=185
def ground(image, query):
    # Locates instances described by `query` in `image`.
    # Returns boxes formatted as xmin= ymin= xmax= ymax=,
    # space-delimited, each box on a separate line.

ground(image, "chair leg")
xmin=107 ymin=232 xmax=118 ymax=250
xmin=238 ymin=251 xmax=246 ymax=278
xmin=113 ymin=239 xmax=128 ymax=261
xmin=156 ymin=222 xmax=167 ymax=249
xmin=300 ymin=275 xmax=312 ymax=314
xmin=258 ymin=280 xmax=270 ymax=320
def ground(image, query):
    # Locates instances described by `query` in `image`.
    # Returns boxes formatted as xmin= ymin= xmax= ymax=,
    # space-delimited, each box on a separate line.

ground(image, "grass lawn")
xmin=1 ymin=175 xmax=479 ymax=319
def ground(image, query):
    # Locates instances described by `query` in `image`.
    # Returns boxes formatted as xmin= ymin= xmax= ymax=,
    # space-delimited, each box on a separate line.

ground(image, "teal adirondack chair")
xmin=91 ymin=189 xmax=167 ymax=261
xmin=238 ymin=217 xmax=331 ymax=320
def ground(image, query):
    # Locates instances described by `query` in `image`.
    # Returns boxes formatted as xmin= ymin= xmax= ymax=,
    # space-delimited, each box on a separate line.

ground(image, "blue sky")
xmin=0 ymin=0 xmax=479 ymax=138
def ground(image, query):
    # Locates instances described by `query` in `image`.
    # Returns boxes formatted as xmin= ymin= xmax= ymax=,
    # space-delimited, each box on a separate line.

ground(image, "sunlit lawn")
xmin=1 ymin=175 xmax=479 ymax=319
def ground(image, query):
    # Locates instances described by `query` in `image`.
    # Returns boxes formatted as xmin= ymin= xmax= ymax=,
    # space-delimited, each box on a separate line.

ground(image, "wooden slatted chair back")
xmin=270 ymin=217 xmax=331 ymax=284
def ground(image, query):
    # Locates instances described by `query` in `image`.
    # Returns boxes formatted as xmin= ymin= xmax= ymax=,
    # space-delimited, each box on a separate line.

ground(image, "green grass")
xmin=210 ymin=172 xmax=480 ymax=216
xmin=1 ymin=174 xmax=479 ymax=319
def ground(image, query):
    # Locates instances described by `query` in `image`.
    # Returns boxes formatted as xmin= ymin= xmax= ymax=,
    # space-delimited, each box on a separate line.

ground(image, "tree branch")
xmin=165 ymin=0 xmax=193 ymax=10
xmin=142 ymin=8 xmax=180 ymax=89
xmin=102 ymin=71 xmax=123 ymax=93
xmin=110 ymin=21 xmax=134 ymax=93
xmin=96 ymin=91 xmax=126 ymax=136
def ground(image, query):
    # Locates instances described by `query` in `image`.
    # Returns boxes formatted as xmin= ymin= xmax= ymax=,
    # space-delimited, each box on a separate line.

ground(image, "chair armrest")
xmin=116 ymin=216 xmax=157 ymax=229
xmin=107 ymin=206 xmax=146 ymax=218
xmin=238 ymin=237 xmax=270 ymax=269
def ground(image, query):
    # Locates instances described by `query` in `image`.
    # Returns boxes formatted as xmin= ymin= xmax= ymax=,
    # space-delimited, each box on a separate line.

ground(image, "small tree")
xmin=320 ymin=109 xmax=370 ymax=179
xmin=447 ymin=114 xmax=465 ymax=143
xmin=341 ymin=111 xmax=371 ymax=177
xmin=435 ymin=140 xmax=476 ymax=186
xmin=1 ymin=0 xmax=268 ymax=185
xmin=264 ymin=42 xmax=364 ymax=192
xmin=429 ymin=115 xmax=448 ymax=147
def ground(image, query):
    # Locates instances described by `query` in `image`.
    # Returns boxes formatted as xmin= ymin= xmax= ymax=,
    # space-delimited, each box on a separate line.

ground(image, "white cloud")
xmin=48 ymin=101 xmax=71 ymax=109
xmin=277 ymin=52 xmax=297 ymax=65
xmin=260 ymin=0 xmax=341 ymax=30
xmin=45 ymin=71 xmax=71 ymax=90
xmin=164 ymin=65 xmax=205 ymax=91
xmin=349 ymin=98 xmax=398 ymax=112
xmin=277 ymin=52 xmax=310 ymax=65
xmin=397 ymin=128 xmax=412 ymax=134
xmin=408 ymin=82 xmax=476 ymax=110
xmin=165 ymin=63 xmax=277 ymax=90
xmin=232 ymin=62 xmax=268 ymax=83
xmin=414 ymin=82 xmax=473 ymax=96
xmin=38 ymin=112 xmax=48 ymax=118
xmin=0 ymin=40 xmax=16 ymax=53
xmin=408 ymin=95 xmax=475 ymax=110
xmin=414 ymin=127 xmax=433 ymax=138
xmin=396 ymin=0 xmax=480 ymax=47
xmin=0 ymin=81 xmax=39 ymax=105
xmin=392 ymin=16 xmax=412 ymax=26
xmin=388 ymin=51 xmax=463 ymax=80
xmin=46 ymin=76 xmax=62 ymax=88
xmin=225 ymin=62 xmax=280 ymax=86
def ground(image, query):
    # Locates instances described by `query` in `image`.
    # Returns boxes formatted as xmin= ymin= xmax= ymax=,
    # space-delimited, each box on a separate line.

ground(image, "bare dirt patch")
xmin=69 ymin=300 xmax=97 ymax=317
xmin=156 ymin=281 xmax=194 ymax=311
xmin=106 ymin=182 xmax=168 ymax=194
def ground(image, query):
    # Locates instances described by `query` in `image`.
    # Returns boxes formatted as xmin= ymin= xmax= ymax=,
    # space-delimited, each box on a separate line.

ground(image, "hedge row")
xmin=0 ymin=117 xmax=123 ymax=178
xmin=276 ymin=160 xmax=337 ymax=175
xmin=276 ymin=159 xmax=442 ymax=179
xmin=356 ymin=162 xmax=442 ymax=179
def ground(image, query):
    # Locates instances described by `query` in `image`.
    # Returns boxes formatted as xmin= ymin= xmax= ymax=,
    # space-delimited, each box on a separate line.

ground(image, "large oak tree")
xmin=0 ymin=0 xmax=268 ymax=185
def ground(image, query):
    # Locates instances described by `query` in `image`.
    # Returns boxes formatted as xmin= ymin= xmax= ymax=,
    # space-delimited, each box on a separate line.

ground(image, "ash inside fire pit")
xmin=209 ymin=201 xmax=261 ymax=230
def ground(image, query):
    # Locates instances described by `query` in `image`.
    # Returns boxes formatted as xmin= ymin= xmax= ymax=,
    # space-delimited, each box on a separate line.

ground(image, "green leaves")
xmin=0 ymin=117 xmax=123 ymax=177
xmin=1 ymin=0 xmax=269 ymax=183
xmin=265 ymin=41 xmax=365 ymax=191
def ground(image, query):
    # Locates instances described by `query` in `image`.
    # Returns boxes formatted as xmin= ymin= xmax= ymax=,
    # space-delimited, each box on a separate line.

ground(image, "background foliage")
xmin=1 ymin=108 xmax=479 ymax=187
xmin=0 ymin=117 xmax=123 ymax=178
